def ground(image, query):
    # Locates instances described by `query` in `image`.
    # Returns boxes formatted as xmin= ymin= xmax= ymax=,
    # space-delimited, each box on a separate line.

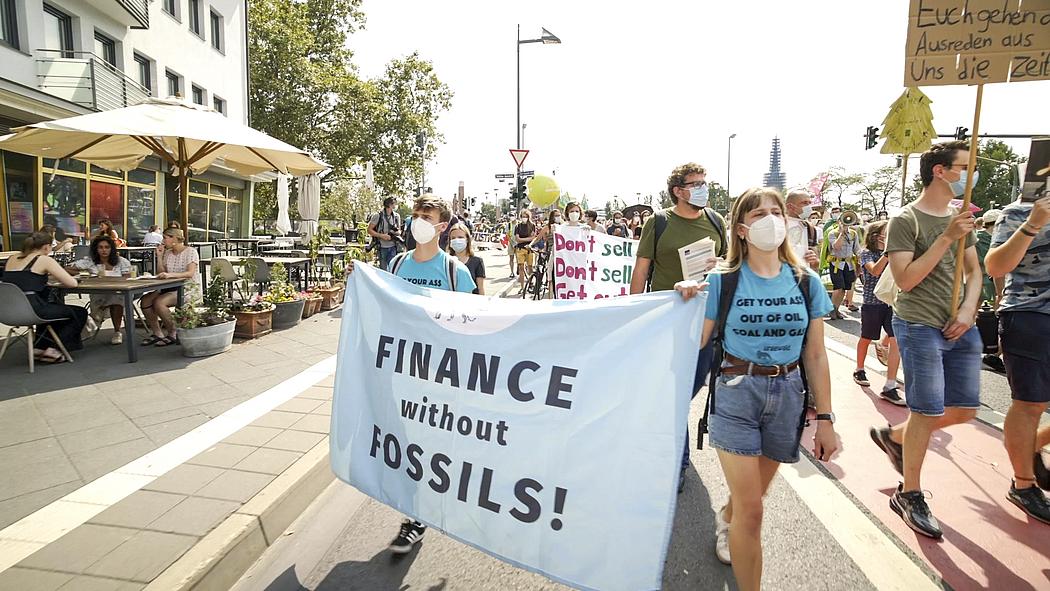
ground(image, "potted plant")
xmin=174 ymin=276 xmax=236 ymax=357
xmin=301 ymin=291 xmax=323 ymax=318
xmin=263 ymin=262 xmax=305 ymax=329
xmin=228 ymin=258 xmax=274 ymax=339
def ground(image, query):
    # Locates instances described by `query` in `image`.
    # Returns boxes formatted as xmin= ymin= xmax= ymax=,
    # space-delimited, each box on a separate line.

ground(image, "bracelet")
xmin=1019 ymin=225 xmax=1037 ymax=237
xmin=1026 ymin=222 xmax=1044 ymax=232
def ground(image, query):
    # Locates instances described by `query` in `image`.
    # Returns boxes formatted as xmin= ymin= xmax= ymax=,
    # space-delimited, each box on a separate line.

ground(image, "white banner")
xmin=553 ymin=225 xmax=636 ymax=300
xmin=331 ymin=264 xmax=706 ymax=591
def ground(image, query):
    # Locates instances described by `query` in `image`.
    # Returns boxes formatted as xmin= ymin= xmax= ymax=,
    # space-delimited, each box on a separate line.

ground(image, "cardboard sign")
xmin=331 ymin=264 xmax=705 ymax=591
xmin=904 ymin=0 xmax=1050 ymax=86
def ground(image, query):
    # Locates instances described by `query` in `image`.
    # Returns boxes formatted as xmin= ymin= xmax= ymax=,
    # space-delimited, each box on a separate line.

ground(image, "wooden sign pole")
xmin=949 ymin=83 xmax=984 ymax=313
xmin=900 ymin=156 xmax=909 ymax=206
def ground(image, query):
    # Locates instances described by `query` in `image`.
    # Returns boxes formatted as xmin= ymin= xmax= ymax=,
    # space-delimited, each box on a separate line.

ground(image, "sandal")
xmin=154 ymin=336 xmax=177 ymax=347
xmin=35 ymin=351 xmax=66 ymax=364
xmin=141 ymin=335 xmax=163 ymax=346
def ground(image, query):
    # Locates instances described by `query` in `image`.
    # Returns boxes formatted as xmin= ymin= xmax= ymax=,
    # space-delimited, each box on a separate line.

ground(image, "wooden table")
xmin=52 ymin=276 xmax=187 ymax=363
xmin=200 ymin=256 xmax=310 ymax=291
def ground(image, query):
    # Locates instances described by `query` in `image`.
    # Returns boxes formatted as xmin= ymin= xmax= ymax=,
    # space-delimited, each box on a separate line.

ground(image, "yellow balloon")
xmin=527 ymin=175 xmax=560 ymax=207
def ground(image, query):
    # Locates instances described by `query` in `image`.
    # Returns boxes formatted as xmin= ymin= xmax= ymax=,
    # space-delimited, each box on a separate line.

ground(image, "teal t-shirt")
xmin=388 ymin=250 xmax=476 ymax=294
xmin=705 ymin=262 xmax=833 ymax=365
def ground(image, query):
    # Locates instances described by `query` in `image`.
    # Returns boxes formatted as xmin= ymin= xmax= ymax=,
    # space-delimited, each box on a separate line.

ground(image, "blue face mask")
xmin=949 ymin=169 xmax=979 ymax=197
xmin=688 ymin=184 xmax=709 ymax=208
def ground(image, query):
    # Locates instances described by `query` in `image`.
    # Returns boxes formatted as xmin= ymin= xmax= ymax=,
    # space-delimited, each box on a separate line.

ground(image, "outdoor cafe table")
xmin=200 ymin=256 xmax=310 ymax=291
xmin=50 ymin=276 xmax=187 ymax=363
xmin=220 ymin=237 xmax=272 ymax=256
xmin=117 ymin=245 xmax=158 ymax=275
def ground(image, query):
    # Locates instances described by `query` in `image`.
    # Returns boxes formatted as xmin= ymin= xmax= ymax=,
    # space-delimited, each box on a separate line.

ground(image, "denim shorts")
xmin=892 ymin=317 xmax=981 ymax=416
xmin=1000 ymin=311 xmax=1050 ymax=404
xmin=709 ymin=368 xmax=805 ymax=464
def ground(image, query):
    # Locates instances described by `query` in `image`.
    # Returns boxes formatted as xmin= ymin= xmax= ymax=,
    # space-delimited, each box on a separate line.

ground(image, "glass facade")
xmin=172 ymin=176 xmax=244 ymax=242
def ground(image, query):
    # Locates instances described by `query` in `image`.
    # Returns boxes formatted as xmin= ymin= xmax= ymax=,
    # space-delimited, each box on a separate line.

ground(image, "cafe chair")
xmin=0 ymin=282 xmax=74 ymax=373
xmin=247 ymin=257 xmax=271 ymax=295
xmin=71 ymin=244 xmax=91 ymax=262
xmin=211 ymin=258 xmax=242 ymax=299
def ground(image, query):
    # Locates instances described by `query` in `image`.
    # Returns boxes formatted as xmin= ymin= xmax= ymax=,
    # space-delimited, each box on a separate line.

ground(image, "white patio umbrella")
xmin=275 ymin=174 xmax=292 ymax=235
xmin=0 ymin=97 xmax=327 ymax=232
xmin=296 ymin=173 xmax=321 ymax=242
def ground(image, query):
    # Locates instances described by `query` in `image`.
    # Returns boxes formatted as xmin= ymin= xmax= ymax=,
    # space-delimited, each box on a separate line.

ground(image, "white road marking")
xmin=0 ymin=355 xmax=337 ymax=573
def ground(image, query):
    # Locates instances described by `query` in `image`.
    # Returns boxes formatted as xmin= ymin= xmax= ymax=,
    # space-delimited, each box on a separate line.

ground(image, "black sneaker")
xmin=853 ymin=369 xmax=870 ymax=386
xmin=878 ymin=387 xmax=907 ymax=407
xmin=1007 ymin=482 xmax=1050 ymax=525
xmin=1036 ymin=453 xmax=1050 ymax=491
xmin=388 ymin=519 xmax=426 ymax=554
xmin=982 ymin=354 xmax=1006 ymax=373
xmin=890 ymin=484 xmax=943 ymax=539
xmin=869 ymin=425 xmax=903 ymax=474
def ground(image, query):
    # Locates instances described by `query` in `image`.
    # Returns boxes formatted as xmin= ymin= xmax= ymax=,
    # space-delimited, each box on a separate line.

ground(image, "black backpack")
xmin=697 ymin=268 xmax=813 ymax=449
xmin=645 ymin=208 xmax=727 ymax=292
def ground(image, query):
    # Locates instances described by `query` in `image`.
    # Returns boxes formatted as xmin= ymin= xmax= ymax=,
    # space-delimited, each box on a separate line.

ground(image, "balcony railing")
xmin=117 ymin=0 xmax=149 ymax=29
xmin=36 ymin=50 xmax=150 ymax=112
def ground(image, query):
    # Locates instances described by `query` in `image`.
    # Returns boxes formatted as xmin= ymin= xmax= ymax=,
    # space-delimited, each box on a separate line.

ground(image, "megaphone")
xmin=840 ymin=210 xmax=860 ymax=226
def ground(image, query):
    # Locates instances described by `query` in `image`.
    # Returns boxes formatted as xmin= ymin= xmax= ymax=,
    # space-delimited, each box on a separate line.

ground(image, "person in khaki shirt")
xmin=869 ymin=141 xmax=983 ymax=540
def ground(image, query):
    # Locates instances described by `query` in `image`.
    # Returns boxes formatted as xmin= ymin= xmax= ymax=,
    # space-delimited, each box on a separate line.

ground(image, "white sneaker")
xmin=715 ymin=505 xmax=731 ymax=565
xmin=110 ymin=332 xmax=123 ymax=345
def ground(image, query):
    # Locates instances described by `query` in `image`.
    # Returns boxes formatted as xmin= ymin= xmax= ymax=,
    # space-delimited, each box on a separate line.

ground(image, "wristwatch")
xmin=815 ymin=413 xmax=836 ymax=423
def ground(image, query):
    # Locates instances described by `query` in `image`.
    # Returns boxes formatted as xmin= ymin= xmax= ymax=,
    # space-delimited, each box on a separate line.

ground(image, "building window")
xmin=188 ymin=0 xmax=202 ymax=36
xmin=209 ymin=10 xmax=223 ymax=52
xmin=162 ymin=0 xmax=176 ymax=18
xmin=134 ymin=53 xmax=152 ymax=93
xmin=42 ymin=5 xmax=73 ymax=58
xmin=1 ymin=0 xmax=19 ymax=50
xmin=191 ymin=85 xmax=204 ymax=105
xmin=166 ymin=69 xmax=180 ymax=97
xmin=212 ymin=95 xmax=225 ymax=115
xmin=94 ymin=32 xmax=116 ymax=67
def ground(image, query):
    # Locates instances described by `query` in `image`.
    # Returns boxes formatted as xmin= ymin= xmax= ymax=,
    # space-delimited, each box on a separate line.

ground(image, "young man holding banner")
xmin=985 ymin=193 xmax=1050 ymax=524
xmin=348 ymin=194 xmax=477 ymax=553
xmin=870 ymin=141 xmax=983 ymax=539
xmin=631 ymin=162 xmax=726 ymax=490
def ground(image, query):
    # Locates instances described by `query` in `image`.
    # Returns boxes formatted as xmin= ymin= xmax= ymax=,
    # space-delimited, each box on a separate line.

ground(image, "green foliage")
xmin=857 ymin=166 xmax=903 ymax=214
xmin=972 ymin=140 xmax=1024 ymax=210
xmin=174 ymin=276 xmax=234 ymax=329
xmin=479 ymin=202 xmax=499 ymax=221
xmin=248 ymin=0 xmax=452 ymax=220
xmin=822 ymin=168 xmax=865 ymax=209
xmin=262 ymin=262 xmax=302 ymax=303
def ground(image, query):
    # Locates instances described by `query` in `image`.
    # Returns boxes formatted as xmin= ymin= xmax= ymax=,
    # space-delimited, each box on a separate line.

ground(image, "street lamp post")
xmin=727 ymin=133 xmax=737 ymax=200
xmin=517 ymin=25 xmax=560 ymax=208
xmin=522 ymin=123 xmax=527 ymax=148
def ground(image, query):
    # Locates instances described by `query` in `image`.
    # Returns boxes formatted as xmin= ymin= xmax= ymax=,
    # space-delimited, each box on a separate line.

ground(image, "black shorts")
xmin=860 ymin=304 xmax=894 ymax=340
xmin=1000 ymin=311 xmax=1050 ymax=404
xmin=829 ymin=266 xmax=857 ymax=290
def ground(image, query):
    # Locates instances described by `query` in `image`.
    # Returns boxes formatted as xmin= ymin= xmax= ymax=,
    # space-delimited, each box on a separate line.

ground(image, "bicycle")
xmin=521 ymin=247 xmax=551 ymax=300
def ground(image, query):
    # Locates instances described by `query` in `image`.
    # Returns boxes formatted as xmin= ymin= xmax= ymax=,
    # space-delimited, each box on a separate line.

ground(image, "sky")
xmin=348 ymin=0 xmax=1045 ymax=209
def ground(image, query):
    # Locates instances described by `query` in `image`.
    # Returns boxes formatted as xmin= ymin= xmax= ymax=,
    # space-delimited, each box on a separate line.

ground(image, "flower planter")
xmin=272 ymin=299 xmax=306 ymax=330
xmin=233 ymin=308 xmax=273 ymax=339
xmin=178 ymin=319 xmax=236 ymax=358
xmin=302 ymin=296 xmax=323 ymax=318
xmin=317 ymin=287 xmax=342 ymax=311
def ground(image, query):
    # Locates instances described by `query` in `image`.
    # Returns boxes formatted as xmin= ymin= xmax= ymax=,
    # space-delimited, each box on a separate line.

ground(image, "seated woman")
xmin=447 ymin=223 xmax=486 ymax=295
xmin=72 ymin=235 xmax=132 ymax=345
xmin=95 ymin=219 xmax=126 ymax=247
xmin=40 ymin=224 xmax=74 ymax=253
xmin=1 ymin=231 xmax=87 ymax=363
xmin=139 ymin=228 xmax=199 ymax=347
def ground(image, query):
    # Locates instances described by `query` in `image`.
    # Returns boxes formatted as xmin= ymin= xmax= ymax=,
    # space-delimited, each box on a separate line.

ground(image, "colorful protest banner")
xmin=904 ymin=0 xmax=1050 ymax=87
xmin=552 ymin=224 xmax=635 ymax=300
xmin=331 ymin=264 xmax=705 ymax=591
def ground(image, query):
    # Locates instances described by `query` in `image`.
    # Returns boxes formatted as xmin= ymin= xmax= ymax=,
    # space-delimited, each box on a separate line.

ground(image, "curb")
xmin=146 ymin=439 xmax=334 ymax=591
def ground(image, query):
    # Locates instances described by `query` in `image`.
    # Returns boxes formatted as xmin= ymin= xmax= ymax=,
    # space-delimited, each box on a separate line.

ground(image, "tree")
xmin=480 ymin=202 xmax=499 ymax=221
xmin=708 ymin=182 xmax=730 ymax=215
xmin=821 ymin=167 xmax=864 ymax=209
xmin=658 ymin=190 xmax=673 ymax=208
xmin=857 ymin=166 xmax=901 ymax=216
xmin=973 ymin=139 xmax=1025 ymax=211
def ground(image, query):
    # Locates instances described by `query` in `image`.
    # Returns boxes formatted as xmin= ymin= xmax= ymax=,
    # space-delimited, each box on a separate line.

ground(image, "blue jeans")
xmin=682 ymin=343 xmax=714 ymax=469
xmin=378 ymin=245 xmax=398 ymax=272
xmin=892 ymin=318 xmax=981 ymax=416
xmin=708 ymin=369 xmax=805 ymax=464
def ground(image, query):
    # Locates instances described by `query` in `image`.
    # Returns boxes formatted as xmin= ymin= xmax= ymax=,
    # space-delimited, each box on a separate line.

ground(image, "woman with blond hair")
xmin=447 ymin=222 xmax=485 ymax=295
xmin=675 ymin=187 xmax=838 ymax=590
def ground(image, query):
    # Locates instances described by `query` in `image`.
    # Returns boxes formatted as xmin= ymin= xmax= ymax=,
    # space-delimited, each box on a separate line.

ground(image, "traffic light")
xmin=864 ymin=126 xmax=879 ymax=150
xmin=954 ymin=126 xmax=969 ymax=140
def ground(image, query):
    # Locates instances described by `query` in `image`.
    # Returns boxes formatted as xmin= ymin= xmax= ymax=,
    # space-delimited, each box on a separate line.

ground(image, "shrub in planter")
xmin=229 ymin=296 xmax=274 ymax=339
xmin=263 ymin=262 xmax=305 ymax=329
xmin=301 ymin=291 xmax=322 ymax=318
xmin=174 ymin=276 xmax=236 ymax=357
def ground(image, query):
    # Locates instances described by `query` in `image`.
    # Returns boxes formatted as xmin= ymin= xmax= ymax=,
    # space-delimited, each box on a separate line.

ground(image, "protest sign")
xmin=552 ymin=225 xmax=635 ymax=300
xmin=331 ymin=264 xmax=705 ymax=591
xmin=904 ymin=0 xmax=1050 ymax=86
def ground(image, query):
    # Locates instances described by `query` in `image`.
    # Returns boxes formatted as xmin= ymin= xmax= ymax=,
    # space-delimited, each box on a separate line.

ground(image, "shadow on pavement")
xmin=662 ymin=464 xmax=738 ymax=591
xmin=314 ymin=545 xmax=423 ymax=591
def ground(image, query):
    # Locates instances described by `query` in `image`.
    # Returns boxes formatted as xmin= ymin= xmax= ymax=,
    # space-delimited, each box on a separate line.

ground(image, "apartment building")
xmin=0 ymin=0 xmax=253 ymax=249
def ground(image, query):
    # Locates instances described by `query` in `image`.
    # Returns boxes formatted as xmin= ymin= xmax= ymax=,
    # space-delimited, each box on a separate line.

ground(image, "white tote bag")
xmin=874 ymin=207 xmax=919 ymax=306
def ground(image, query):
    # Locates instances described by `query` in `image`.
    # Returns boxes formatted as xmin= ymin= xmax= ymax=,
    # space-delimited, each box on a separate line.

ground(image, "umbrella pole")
xmin=949 ymin=83 xmax=984 ymax=314
xmin=180 ymin=171 xmax=190 ymax=236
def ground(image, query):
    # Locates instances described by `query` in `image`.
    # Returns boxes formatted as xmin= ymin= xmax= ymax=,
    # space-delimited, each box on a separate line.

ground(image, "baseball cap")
xmin=982 ymin=209 xmax=1002 ymax=226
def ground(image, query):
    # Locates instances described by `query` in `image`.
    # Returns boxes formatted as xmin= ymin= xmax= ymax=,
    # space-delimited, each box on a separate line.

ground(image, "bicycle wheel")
xmin=530 ymin=268 xmax=544 ymax=300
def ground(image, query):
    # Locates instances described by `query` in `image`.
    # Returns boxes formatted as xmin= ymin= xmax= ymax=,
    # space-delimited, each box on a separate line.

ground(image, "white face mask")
xmin=411 ymin=218 xmax=438 ymax=244
xmin=743 ymin=214 xmax=787 ymax=252
xmin=450 ymin=238 xmax=468 ymax=253
xmin=798 ymin=204 xmax=814 ymax=219
xmin=568 ymin=211 xmax=581 ymax=222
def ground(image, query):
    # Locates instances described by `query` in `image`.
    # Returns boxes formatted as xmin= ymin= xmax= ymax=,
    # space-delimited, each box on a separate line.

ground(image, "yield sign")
xmin=509 ymin=149 xmax=529 ymax=169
